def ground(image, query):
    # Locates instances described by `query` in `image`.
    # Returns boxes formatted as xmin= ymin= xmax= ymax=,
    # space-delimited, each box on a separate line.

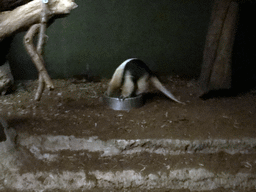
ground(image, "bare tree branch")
xmin=24 ymin=24 xmax=54 ymax=91
xmin=0 ymin=0 xmax=77 ymax=100
xmin=34 ymin=1 xmax=50 ymax=101
xmin=0 ymin=0 xmax=78 ymax=41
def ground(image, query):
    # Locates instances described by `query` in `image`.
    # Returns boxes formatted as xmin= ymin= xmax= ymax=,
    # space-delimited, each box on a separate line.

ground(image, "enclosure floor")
xmin=0 ymin=77 xmax=256 ymax=191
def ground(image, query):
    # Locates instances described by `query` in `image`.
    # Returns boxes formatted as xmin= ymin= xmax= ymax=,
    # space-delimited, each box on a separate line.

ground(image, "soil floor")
xmin=0 ymin=76 xmax=256 ymax=191
xmin=1 ymin=76 xmax=256 ymax=140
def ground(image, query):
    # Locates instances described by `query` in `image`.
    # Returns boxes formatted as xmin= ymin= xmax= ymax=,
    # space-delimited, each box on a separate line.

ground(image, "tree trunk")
xmin=198 ymin=0 xmax=239 ymax=95
xmin=209 ymin=2 xmax=238 ymax=90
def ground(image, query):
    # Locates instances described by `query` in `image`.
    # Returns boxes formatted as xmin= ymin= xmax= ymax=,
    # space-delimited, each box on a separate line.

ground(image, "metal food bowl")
xmin=103 ymin=93 xmax=144 ymax=111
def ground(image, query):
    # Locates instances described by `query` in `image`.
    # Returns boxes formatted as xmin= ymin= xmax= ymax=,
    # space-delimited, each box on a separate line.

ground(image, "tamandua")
xmin=107 ymin=58 xmax=185 ymax=104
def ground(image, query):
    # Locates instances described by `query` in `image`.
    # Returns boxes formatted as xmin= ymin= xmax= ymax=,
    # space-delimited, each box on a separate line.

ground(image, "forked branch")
xmin=20 ymin=0 xmax=77 ymax=100
xmin=24 ymin=23 xmax=54 ymax=94
xmin=34 ymin=0 xmax=50 ymax=101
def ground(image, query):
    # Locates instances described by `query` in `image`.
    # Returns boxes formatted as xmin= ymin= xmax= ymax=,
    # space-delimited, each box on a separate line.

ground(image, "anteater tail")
xmin=150 ymin=76 xmax=185 ymax=104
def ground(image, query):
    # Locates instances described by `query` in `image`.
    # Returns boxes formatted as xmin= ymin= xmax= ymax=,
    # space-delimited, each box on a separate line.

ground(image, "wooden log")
xmin=0 ymin=0 xmax=77 ymax=41
xmin=209 ymin=1 xmax=239 ymax=90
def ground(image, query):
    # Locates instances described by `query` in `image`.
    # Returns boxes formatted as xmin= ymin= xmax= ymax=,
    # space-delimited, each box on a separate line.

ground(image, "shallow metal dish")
xmin=103 ymin=93 xmax=144 ymax=111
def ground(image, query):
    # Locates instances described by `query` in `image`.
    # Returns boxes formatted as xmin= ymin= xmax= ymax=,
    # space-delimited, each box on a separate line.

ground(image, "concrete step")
xmin=1 ymin=133 xmax=256 ymax=191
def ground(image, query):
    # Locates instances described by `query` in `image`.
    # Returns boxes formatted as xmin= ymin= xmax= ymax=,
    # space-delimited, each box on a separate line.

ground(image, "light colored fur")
xmin=150 ymin=76 xmax=184 ymax=104
xmin=121 ymin=71 xmax=134 ymax=98
xmin=136 ymin=73 xmax=150 ymax=95
xmin=107 ymin=58 xmax=136 ymax=97
xmin=107 ymin=58 xmax=185 ymax=104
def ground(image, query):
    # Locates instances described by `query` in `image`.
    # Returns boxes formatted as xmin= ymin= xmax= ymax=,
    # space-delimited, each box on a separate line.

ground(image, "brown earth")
xmin=0 ymin=76 xmax=256 ymax=191
xmin=1 ymin=76 xmax=255 ymax=140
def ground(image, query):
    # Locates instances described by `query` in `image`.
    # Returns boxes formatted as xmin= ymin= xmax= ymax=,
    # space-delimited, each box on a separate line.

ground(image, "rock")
xmin=0 ymin=117 xmax=17 ymax=152
xmin=0 ymin=61 xmax=14 ymax=95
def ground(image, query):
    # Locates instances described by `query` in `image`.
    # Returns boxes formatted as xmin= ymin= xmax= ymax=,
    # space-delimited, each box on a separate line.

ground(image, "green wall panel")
xmin=8 ymin=0 xmax=212 ymax=80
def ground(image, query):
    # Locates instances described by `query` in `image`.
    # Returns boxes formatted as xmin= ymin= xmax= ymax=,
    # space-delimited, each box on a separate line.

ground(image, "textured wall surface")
xmin=8 ymin=0 xmax=212 ymax=80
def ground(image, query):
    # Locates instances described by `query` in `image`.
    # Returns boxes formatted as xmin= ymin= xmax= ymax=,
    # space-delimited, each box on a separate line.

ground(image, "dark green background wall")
xmin=8 ymin=0 xmax=212 ymax=80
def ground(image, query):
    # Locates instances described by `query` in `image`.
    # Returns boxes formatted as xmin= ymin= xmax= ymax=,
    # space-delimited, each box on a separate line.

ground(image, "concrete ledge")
xmin=0 ymin=117 xmax=19 ymax=191
xmin=2 ymin=168 xmax=256 ymax=191
xmin=19 ymin=134 xmax=256 ymax=160
xmin=1 ymin=133 xmax=256 ymax=191
xmin=0 ymin=117 xmax=17 ymax=153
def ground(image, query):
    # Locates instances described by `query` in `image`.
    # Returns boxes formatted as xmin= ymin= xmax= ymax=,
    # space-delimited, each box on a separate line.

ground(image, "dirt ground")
xmin=1 ymin=76 xmax=256 ymax=191
xmin=1 ymin=76 xmax=255 ymax=140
